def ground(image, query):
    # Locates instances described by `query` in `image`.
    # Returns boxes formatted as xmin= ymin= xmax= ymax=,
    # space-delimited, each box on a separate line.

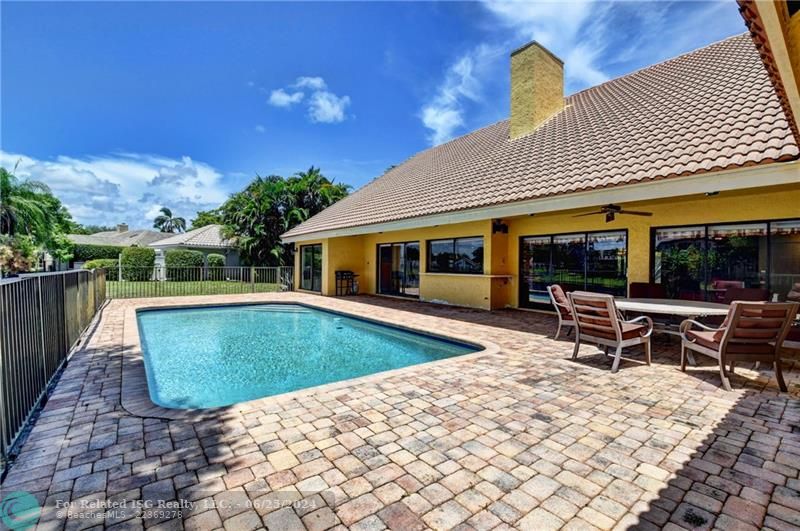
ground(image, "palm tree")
xmin=0 ymin=166 xmax=53 ymax=237
xmin=153 ymin=207 xmax=186 ymax=233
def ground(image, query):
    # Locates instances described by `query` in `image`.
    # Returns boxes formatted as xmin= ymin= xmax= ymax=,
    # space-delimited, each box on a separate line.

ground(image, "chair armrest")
xmin=679 ymin=319 xmax=722 ymax=341
xmin=626 ymin=315 xmax=653 ymax=338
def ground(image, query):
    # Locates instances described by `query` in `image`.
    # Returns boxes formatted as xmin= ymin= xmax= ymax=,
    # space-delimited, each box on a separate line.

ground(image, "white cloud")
xmin=420 ymin=44 xmax=500 ymax=145
xmin=481 ymin=0 xmax=610 ymax=90
xmin=254 ymin=124 xmax=266 ymax=133
xmin=267 ymin=76 xmax=351 ymax=124
xmin=293 ymin=76 xmax=327 ymax=90
xmin=0 ymin=150 xmax=232 ymax=229
xmin=308 ymin=91 xmax=351 ymax=123
xmin=268 ymin=88 xmax=304 ymax=108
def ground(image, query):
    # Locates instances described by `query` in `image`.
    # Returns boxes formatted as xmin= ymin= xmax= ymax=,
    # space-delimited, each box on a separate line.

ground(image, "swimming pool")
xmin=136 ymin=304 xmax=479 ymax=409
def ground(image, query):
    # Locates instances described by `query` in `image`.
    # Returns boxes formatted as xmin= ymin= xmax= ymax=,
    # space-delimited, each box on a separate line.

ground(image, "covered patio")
xmin=3 ymin=293 xmax=800 ymax=530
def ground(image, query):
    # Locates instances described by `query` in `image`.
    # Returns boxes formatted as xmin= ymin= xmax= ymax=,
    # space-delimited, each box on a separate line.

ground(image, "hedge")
xmin=72 ymin=244 xmax=124 ymax=262
xmin=83 ymin=259 xmax=119 ymax=280
xmin=121 ymin=247 xmax=155 ymax=281
xmin=207 ymin=253 xmax=225 ymax=280
xmin=165 ymin=249 xmax=204 ymax=281
xmin=207 ymin=253 xmax=225 ymax=267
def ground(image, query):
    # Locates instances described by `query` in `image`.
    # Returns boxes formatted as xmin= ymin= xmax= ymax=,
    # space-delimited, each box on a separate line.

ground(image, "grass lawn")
xmin=107 ymin=281 xmax=280 ymax=299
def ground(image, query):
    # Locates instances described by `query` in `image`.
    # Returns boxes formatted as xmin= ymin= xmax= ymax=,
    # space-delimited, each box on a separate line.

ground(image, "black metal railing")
xmin=104 ymin=266 xmax=293 ymax=299
xmin=0 ymin=269 xmax=106 ymax=474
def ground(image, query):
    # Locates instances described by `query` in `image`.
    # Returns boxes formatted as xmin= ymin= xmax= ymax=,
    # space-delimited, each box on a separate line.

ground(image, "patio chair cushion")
xmin=712 ymin=304 xmax=791 ymax=342
xmin=687 ymin=330 xmax=775 ymax=354
xmin=787 ymin=283 xmax=800 ymax=303
xmin=583 ymin=322 xmax=648 ymax=340
xmin=550 ymin=285 xmax=572 ymax=319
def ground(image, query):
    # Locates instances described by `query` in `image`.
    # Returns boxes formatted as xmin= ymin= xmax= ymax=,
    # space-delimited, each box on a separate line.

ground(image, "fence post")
xmin=38 ymin=276 xmax=48 ymax=386
xmin=62 ymin=273 xmax=69 ymax=358
xmin=250 ymin=266 xmax=255 ymax=293
xmin=0 ymin=280 xmax=7 ymax=470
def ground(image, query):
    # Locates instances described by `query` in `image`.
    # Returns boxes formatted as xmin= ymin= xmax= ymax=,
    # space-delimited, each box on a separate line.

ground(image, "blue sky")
xmin=1 ymin=1 xmax=747 ymax=228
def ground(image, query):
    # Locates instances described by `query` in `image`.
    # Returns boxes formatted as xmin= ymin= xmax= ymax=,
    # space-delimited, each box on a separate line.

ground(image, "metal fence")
xmin=0 ymin=269 xmax=106 ymax=473
xmin=105 ymin=266 xmax=294 ymax=299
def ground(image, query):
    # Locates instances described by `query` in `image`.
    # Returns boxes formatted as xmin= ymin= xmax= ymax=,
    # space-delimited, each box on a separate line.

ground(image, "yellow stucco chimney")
xmin=509 ymin=41 xmax=564 ymax=140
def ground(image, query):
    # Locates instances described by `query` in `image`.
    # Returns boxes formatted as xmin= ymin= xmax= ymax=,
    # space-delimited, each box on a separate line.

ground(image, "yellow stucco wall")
xmin=292 ymin=184 xmax=800 ymax=310
xmin=506 ymin=184 xmax=800 ymax=307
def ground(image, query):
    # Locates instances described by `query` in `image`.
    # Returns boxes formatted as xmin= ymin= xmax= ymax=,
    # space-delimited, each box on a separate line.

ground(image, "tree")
xmin=153 ymin=207 xmax=186 ymax=233
xmin=220 ymin=176 xmax=291 ymax=265
xmin=219 ymin=167 xmax=349 ymax=266
xmin=190 ymin=209 xmax=222 ymax=229
xmin=0 ymin=166 xmax=75 ymax=273
xmin=71 ymin=224 xmax=116 ymax=235
xmin=0 ymin=167 xmax=52 ymax=238
xmin=286 ymin=166 xmax=349 ymax=225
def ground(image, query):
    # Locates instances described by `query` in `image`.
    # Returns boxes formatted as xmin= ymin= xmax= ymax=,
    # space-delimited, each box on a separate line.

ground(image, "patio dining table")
xmin=615 ymin=298 xmax=730 ymax=365
xmin=615 ymin=298 xmax=730 ymax=321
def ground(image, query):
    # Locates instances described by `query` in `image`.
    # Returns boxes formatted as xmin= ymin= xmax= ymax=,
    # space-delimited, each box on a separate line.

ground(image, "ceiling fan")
xmin=573 ymin=204 xmax=653 ymax=223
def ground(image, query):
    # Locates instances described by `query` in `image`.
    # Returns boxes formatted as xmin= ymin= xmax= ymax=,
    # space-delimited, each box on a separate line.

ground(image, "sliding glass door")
xmin=300 ymin=244 xmax=322 ymax=292
xmin=378 ymin=242 xmax=419 ymax=297
xmin=652 ymin=219 xmax=800 ymax=301
xmin=520 ymin=231 xmax=628 ymax=309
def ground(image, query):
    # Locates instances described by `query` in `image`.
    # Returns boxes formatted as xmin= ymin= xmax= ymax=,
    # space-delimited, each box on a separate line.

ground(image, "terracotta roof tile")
xmin=283 ymin=33 xmax=798 ymax=239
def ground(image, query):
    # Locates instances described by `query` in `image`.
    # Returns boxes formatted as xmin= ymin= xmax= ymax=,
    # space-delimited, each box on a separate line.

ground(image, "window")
xmin=520 ymin=231 xmax=627 ymax=308
xmin=652 ymin=219 xmax=800 ymax=301
xmin=427 ymin=237 xmax=484 ymax=274
xmin=300 ymin=244 xmax=322 ymax=292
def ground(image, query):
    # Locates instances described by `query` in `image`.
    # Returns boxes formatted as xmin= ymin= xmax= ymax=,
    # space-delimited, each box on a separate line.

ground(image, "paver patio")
xmin=3 ymin=292 xmax=800 ymax=531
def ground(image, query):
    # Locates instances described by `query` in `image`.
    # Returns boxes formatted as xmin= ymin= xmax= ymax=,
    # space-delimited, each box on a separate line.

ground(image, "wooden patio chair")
xmin=679 ymin=301 xmax=798 ymax=391
xmin=567 ymin=291 xmax=653 ymax=373
xmin=547 ymin=284 xmax=575 ymax=340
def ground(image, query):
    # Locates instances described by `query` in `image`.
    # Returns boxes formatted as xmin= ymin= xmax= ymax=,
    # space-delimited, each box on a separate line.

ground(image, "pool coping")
xmin=120 ymin=294 xmax=501 ymax=421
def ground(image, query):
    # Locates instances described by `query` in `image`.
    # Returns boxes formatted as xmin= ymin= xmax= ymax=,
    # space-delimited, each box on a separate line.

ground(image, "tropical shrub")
xmin=207 ymin=253 xmax=225 ymax=267
xmin=120 ymin=247 xmax=155 ymax=281
xmin=72 ymin=244 xmax=124 ymax=262
xmin=165 ymin=249 xmax=204 ymax=281
xmin=207 ymin=253 xmax=225 ymax=280
xmin=0 ymin=235 xmax=36 ymax=274
xmin=83 ymin=259 xmax=119 ymax=280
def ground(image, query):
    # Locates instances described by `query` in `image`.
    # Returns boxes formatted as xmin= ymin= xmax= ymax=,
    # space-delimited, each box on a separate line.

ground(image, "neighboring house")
xmin=66 ymin=224 xmax=172 ymax=268
xmin=282 ymin=15 xmax=800 ymax=310
xmin=148 ymin=224 xmax=240 ymax=266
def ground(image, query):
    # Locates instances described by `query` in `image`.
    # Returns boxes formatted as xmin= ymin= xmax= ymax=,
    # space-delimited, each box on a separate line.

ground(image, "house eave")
xmin=280 ymin=160 xmax=800 ymax=243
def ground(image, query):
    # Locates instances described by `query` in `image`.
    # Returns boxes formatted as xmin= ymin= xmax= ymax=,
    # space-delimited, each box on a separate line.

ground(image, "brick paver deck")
xmin=3 ymin=293 xmax=800 ymax=531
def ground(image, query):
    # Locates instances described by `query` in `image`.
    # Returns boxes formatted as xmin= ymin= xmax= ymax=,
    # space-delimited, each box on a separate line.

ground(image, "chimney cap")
xmin=510 ymin=40 xmax=564 ymax=65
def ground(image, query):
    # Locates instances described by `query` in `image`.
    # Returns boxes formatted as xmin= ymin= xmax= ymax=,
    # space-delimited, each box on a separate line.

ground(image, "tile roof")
xmin=68 ymin=230 xmax=171 ymax=247
xmin=147 ymin=224 xmax=233 ymax=249
xmin=282 ymin=33 xmax=799 ymax=240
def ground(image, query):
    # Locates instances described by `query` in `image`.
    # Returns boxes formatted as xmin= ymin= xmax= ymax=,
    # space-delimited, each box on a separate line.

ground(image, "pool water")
xmin=137 ymin=304 xmax=478 ymax=409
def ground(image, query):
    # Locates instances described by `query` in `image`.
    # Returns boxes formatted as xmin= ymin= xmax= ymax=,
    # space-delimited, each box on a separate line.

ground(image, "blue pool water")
xmin=137 ymin=304 xmax=478 ymax=409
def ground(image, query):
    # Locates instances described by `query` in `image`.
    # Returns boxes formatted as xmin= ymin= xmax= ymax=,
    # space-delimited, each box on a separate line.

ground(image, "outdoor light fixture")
xmin=492 ymin=220 xmax=509 ymax=234
xmin=705 ymin=191 xmax=720 ymax=196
